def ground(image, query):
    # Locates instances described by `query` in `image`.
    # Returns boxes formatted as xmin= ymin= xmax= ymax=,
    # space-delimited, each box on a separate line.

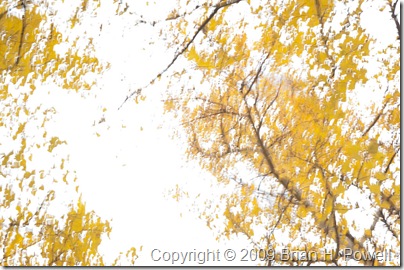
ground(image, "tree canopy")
xmin=0 ymin=0 xmax=138 ymax=265
xmin=161 ymin=0 xmax=400 ymax=266
xmin=0 ymin=0 xmax=400 ymax=266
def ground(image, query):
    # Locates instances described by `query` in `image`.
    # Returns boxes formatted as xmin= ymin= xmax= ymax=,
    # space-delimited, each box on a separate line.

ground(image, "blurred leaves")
xmin=164 ymin=0 xmax=400 ymax=266
xmin=0 ymin=0 xmax=138 ymax=266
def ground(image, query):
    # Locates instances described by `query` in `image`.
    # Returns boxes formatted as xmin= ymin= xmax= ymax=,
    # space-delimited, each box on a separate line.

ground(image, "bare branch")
xmin=378 ymin=209 xmax=399 ymax=240
xmin=362 ymin=102 xmax=387 ymax=137
xmin=384 ymin=147 xmax=399 ymax=173
xmin=119 ymin=0 xmax=243 ymax=109
xmin=388 ymin=0 xmax=400 ymax=40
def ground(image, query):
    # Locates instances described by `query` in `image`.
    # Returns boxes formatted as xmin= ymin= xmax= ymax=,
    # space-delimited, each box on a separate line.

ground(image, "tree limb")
xmin=362 ymin=102 xmax=387 ymax=137
xmin=388 ymin=0 xmax=400 ymax=40
xmin=118 ymin=0 xmax=243 ymax=109
xmin=384 ymin=147 xmax=399 ymax=173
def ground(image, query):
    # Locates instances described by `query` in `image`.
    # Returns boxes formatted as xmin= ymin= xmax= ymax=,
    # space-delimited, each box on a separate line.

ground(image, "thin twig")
xmin=118 ymin=0 xmax=243 ymax=109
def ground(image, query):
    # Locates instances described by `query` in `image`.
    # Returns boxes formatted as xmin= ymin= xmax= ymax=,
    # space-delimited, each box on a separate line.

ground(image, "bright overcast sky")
xmin=30 ymin=0 xmax=255 ymax=266
xmin=20 ymin=0 xmax=399 ymax=266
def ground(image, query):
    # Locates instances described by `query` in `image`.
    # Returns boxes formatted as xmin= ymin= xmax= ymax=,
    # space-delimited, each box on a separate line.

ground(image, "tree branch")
xmin=388 ymin=0 xmax=401 ymax=40
xmin=362 ymin=102 xmax=387 ymax=137
xmin=378 ymin=209 xmax=399 ymax=240
xmin=119 ymin=0 xmax=243 ymax=109
xmin=11 ymin=1 xmax=27 ymax=70
xmin=384 ymin=147 xmax=399 ymax=173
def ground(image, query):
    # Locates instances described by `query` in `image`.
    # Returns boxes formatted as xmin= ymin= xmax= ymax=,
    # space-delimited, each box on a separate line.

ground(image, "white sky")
xmin=27 ymin=0 xmax=254 ymax=266
xmin=8 ymin=0 xmax=399 ymax=266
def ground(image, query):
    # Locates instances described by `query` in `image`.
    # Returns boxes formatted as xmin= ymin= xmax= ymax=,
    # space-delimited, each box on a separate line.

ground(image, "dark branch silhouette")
xmin=118 ymin=0 xmax=243 ymax=110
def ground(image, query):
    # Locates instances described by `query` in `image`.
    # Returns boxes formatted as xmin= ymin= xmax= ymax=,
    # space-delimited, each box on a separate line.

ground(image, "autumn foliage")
xmin=163 ymin=0 xmax=400 ymax=266
xmin=0 ymin=0 xmax=137 ymax=266
xmin=0 ymin=0 xmax=400 ymax=266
